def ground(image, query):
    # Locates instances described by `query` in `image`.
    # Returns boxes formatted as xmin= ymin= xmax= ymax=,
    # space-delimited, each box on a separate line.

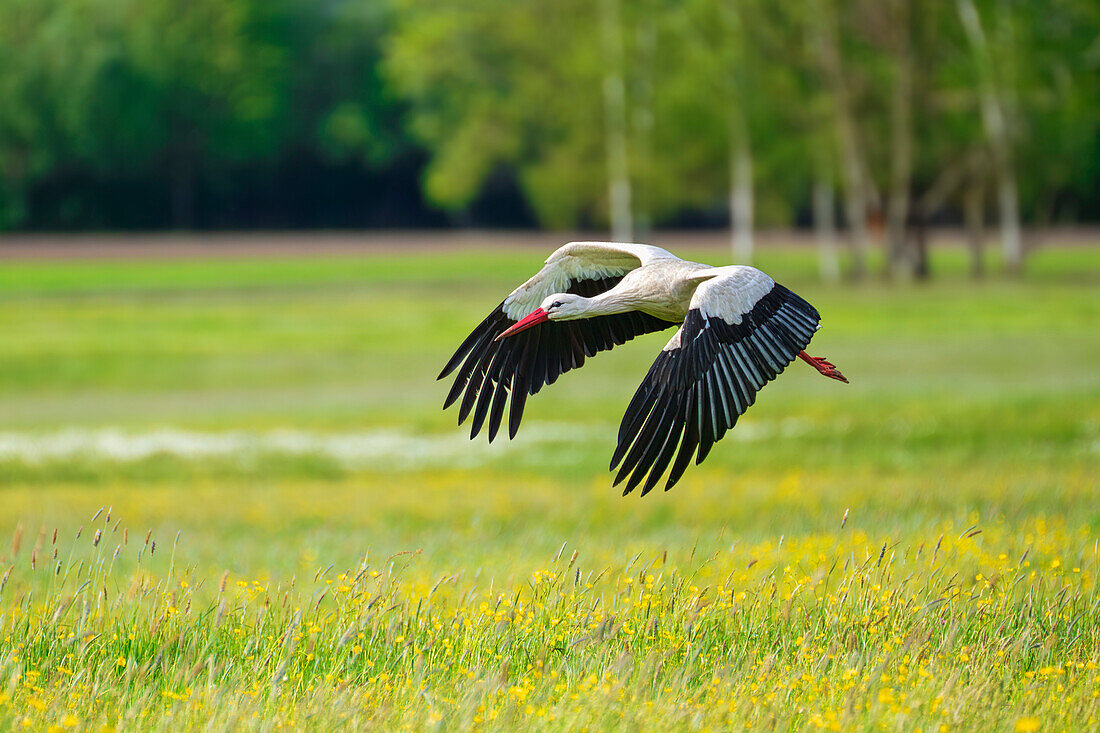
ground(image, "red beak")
xmin=495 ymin=308 xmax=549 ymax=341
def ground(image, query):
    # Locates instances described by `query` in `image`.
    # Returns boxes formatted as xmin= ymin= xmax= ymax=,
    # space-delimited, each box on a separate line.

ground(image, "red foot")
xmin=798 ymin=351 xmax=848 ymax=383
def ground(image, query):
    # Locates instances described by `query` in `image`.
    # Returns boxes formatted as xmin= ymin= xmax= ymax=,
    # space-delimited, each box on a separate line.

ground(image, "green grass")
xmin=0 ymin=241 xmax=1097 ymax=730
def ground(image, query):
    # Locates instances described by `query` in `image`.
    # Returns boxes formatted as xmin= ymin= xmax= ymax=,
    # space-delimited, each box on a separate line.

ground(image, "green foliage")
xmin=386 ymin=0 xmax=611 ymax=225
xmin=0 ymin=0 xmax=408 ymax=228
xmin=386 ymin=0 xmax=1100 ymax=229
xmin=0 ymin=0 xmax=1099 ymax=229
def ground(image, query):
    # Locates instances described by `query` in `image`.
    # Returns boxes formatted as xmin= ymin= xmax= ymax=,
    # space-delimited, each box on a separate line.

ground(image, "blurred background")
xmin=0 ymin=0 xmax=1098 ymax=276
xmin=0 ymin=0 xmax=1097 ymax=574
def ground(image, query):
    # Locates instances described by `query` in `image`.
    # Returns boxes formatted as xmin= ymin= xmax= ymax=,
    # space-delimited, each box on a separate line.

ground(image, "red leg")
xmin=798 ymin=351 xmax=849 ymax=383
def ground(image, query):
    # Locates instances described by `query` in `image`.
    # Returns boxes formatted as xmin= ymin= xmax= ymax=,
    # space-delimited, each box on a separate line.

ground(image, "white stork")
xmin=439 ymin=242 xmax=847 ymax=495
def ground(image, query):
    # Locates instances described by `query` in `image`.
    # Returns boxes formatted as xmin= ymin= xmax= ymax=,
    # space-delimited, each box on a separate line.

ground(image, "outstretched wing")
xmin=439 ymin=242 xmax=678 ymax=442
xmin=610 ymin=266 xmax=821 ymax=496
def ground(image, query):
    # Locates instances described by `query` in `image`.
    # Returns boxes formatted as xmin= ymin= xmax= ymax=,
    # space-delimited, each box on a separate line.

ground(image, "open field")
xmin=0 ymin=238 xmax=1098 ymax=730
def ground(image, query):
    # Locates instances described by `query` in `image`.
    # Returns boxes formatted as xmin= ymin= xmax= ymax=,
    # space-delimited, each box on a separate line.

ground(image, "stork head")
xmin=495 ymin=294 xmax=588 ymax=341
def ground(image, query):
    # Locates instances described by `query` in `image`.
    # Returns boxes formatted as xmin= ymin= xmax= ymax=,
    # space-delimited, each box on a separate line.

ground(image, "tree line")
xmin=2 ymin=0 xmax=1098 ymax=277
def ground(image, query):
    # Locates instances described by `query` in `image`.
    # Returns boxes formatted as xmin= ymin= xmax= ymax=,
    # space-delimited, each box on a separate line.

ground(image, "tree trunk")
xmin=840 ymin=144 xmax=871 ymax=280
xmin=730 ymin=140 xmax=754 ymax=264
xmin=957 ymin=0 xmax=1022 ymax=274
xmin=811 ymin=0 xmax=871 ymax=280
xmin=631 ymin=14 xmax=655 ymax=240
xmin=813 ymin=179 xmax=841 ymax=284
xmin=886 ymin=1 xmax=914 ymax=279
xmin=995 ymin=174 xmax=1022 ymax=273
xmin=964 ymin=183 xmax=985 ymax=279
xmin=911 ymin=222 xmax=930 ymax=280
xmin=600 ymin=0 xmax=633 ymax=243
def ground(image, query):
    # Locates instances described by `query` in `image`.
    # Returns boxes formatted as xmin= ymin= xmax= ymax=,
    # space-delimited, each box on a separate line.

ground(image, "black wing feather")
xmin=665 ymin=388 xmax=700 ymax=489
xmin=613 ymin=283 xmax=821 ymax=493
xmin=440 ymin=275 xmax=676 ymax=440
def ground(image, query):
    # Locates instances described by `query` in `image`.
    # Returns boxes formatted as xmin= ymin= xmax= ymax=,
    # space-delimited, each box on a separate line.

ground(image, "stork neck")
xmin=584 ymin=290 xmax=641 ymax=317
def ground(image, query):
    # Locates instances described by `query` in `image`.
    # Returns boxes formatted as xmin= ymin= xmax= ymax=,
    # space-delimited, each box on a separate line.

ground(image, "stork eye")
xmin=550 ymin=301 xmax=563 ymax=310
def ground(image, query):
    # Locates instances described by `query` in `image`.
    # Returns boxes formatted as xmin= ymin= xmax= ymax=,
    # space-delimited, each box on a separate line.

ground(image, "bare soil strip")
xmin=5 ymin=228 xmax=1093 ymax=261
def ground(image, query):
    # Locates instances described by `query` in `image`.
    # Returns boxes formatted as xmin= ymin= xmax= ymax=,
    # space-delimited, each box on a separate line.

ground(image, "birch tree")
xmin=599 ymin=0 xmax=633 ymax=241
xmin=884 ymin=0 xmax=915 ymax=278
xmin=659 ymin=0 xmax=765 ymax=264
xmin=956 ymin=0 xmax=1022 ymax=273
xmin=809 ymin=0 xmax=874 ymax=279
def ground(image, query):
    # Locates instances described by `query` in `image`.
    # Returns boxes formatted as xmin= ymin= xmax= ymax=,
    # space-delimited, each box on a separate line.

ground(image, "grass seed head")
xmin=10 ymin=523 xmax=23 ymax=557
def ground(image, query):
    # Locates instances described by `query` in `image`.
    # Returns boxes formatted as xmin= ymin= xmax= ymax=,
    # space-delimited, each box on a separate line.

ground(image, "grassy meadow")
xmin=0 ymin=240 xmax=1098 ymax=730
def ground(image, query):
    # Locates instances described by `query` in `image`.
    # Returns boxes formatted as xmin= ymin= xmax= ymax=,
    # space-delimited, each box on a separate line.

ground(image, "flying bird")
xmin=438 ymin=242 xmax=847 ymax=495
